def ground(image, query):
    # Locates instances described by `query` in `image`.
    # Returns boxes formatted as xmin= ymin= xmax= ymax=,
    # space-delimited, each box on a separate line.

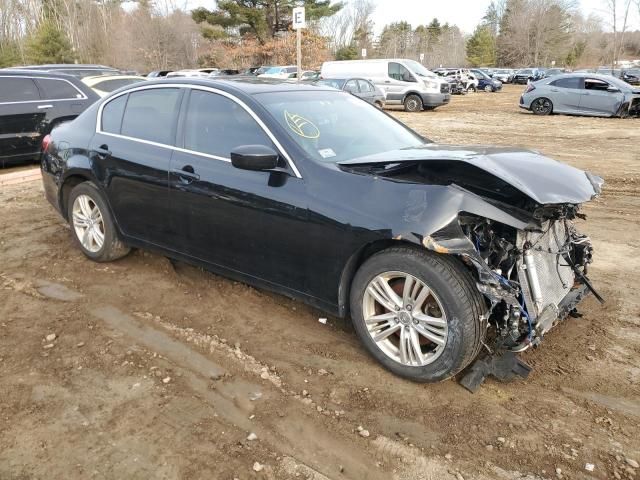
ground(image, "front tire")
xmin=67 ymin=182 xmax=130 ymax=262
xmin=484 ymin=84 xmax=493 ymax=92
xmin=403 ymin=94 xmax=423 ymax=112
xmin=349 ymin=247 xmax=486 ymax=382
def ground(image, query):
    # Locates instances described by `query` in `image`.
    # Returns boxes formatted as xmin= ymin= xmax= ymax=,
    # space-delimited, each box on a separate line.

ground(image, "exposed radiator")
xmin=517 ymin=221 xmax=575 ymax=322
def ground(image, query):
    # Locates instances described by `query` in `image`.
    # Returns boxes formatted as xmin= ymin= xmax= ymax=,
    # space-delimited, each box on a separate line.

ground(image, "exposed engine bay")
xmin=460 ymin=206 xmax=598 ymax=353
xmin=340 ymin=147 xmax=605 ymax=390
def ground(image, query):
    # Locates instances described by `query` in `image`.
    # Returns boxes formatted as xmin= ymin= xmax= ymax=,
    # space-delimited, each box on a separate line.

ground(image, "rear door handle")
xmin=171 ymin=167 xmax=200 ymax=183
xmin=37 ymin=104 xmax=53 ymax=109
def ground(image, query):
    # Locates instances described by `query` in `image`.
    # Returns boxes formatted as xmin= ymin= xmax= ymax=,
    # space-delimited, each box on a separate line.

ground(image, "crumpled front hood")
xmin=338 ymin=144 xmax=604 ymax=205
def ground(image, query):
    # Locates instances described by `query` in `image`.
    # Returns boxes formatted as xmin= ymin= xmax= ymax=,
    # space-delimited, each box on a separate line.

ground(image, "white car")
xmin=258 ymin=66 xmax=298 ymax=79
xmin=81 ymin=75 xmax=147 ymax=97
xmin=166 ymin=69 xmax=216 ymax=78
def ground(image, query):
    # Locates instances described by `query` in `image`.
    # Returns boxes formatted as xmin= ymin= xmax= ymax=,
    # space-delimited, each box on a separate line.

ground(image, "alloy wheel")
xmin=72 ymin=194 xmax=105 ymax=253
xmin=532 ymin=98 xmax=552 ymax=114
xmin=362 ymin=271 xmax=448 ymax=367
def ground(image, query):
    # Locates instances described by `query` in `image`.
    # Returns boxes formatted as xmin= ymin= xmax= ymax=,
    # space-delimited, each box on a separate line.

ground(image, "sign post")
xmin=292 ymin=6 xmax=306 ymax=82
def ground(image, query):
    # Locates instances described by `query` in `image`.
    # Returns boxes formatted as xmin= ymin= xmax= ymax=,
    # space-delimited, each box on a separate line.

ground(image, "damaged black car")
xmin=41 ymin=78 xmax=604 ymax=386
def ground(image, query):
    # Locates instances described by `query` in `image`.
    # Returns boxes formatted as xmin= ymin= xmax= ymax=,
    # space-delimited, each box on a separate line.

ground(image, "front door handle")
xmin=171 ymin=167 xmax=200 ymax=183
xmin=94 ymin=144 xmax=111 ymax=158
xmin=37 ymin=104 xmax=53 ymax=109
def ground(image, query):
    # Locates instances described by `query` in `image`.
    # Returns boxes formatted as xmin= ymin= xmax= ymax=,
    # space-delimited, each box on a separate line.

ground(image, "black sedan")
xmin=41 ymin=78 xmax=603 ymax=384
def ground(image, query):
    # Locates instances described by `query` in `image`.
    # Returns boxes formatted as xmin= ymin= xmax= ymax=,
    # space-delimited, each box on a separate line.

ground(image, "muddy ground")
xmin=1 ymin=85 xmax=639 ymax=480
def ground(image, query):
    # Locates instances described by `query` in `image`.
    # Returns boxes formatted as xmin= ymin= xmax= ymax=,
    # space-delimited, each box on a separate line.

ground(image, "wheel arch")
xmin=402 ymin=91 xmax=424 ymax=104
xmin=338 ymin=239 xmax=421 ymax=317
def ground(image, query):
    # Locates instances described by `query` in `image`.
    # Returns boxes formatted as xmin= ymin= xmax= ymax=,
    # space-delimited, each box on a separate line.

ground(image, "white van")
xmin=320 ymin=59 xmax=451 ymax=112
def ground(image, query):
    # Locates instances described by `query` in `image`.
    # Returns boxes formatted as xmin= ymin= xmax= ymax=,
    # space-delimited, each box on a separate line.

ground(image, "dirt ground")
xmin=1 ymin=85 xmax=639 ymax=480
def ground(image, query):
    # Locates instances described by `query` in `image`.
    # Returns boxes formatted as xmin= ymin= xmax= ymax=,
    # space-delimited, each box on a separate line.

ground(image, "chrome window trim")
xmin=0 ymin=75 xmax=88 ymax=104
xmin=96 ymin=83 xmax=302 ymax=179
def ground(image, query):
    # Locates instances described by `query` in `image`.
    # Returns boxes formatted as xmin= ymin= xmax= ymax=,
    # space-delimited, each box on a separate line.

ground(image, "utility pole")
xmin=293 ymin=5 xmax=305 ymax=82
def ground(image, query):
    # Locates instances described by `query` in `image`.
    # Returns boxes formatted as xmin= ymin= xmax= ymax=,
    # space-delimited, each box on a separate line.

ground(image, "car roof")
xmin=83 ymin=75 xmax=146 ymax=84
xmin=0 ymin=68 xmax=83 ymax=81
xmin=7 ymin=64 xmax=117 ymax=70
xmin=146 ymin=77 xmax=337 ymax=95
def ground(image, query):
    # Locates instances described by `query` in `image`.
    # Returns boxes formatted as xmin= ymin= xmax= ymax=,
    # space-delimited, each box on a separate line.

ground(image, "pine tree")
xmin=466 ymin=26 xmax=496 ymax=67
xmin=26 ymin=20 xmax=74 ymax=64
xmin=192 ymin=0 xmax=343 ymax=45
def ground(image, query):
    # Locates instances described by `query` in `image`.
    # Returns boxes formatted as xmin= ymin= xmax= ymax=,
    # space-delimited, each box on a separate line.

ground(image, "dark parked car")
xmin=520 ymin=73 xmax=640 ymax=117
xmin=7 ymin=64 xmax=120 ymax=79
xmin=542 ymin=68 xmax=567 ymax=78
xmin=147 ymin=70 xmax=172 ymax=78
xmin=470 ymin=69 xmax=502 ymax=92
xmin=0 ymin=69 xmax=99 ymax=167
xmin=315 ymin=78 xmax=385 ymax=107
xmin=622 ymin=69 xmax=640 ymax=86
xmin=41 ymin=78 xmax=602 ymax=385
xmin=512 ymin=68 xmax=542 ymax=84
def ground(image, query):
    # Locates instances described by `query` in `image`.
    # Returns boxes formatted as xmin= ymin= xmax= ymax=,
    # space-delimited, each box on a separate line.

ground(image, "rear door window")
xmin=550 ymin=77 xmax=582 ymax=89
xmin=0 ymin=77 xmax=40 ymax=103
xmin=35 ymin=78 xmax=84 ymax=100
xmin=182 ymin=89 xmax=273 ymax=159
xmin=120 ymin=88 xmax=182 ymax=144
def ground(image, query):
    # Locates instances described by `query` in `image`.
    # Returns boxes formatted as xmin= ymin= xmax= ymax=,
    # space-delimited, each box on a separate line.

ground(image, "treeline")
xmin=1 ymin=0 xmax=638 ymax=71
xmin=466 ymin=0 xmax=640 ymax=67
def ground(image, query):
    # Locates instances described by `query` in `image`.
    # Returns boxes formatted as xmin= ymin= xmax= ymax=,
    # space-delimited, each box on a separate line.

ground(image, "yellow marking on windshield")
xmin=284 ymin=111 xmax=320 ymax=139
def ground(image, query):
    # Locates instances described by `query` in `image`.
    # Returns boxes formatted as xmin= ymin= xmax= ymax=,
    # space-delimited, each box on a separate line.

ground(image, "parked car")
xmin=470 ymin=69 xmax=502 ymax=92
xmin=258 ymin=66 xmax=298 ymax=79
xmin=41 ymin=77 xmax=603 ymax=384
xmin=436 ymin=69 xmax=476 ymax=93
xmin=147 ymin=70 xmax=172 ymax=78
xmin=82 ymin=75 xmax=147 ymax=97
xmin=492 ymin=69 xmax=514 ymax=83
xmin=166 ymin=70 xmax=211 ymax=78
xmin=6 ymin=64 xmax=120 ymax=79
xmin=542 ymin=68 xmax=567 ymax=78
xmin=519 ymin=73 xmax=640 ymax=117
xmin=321 ymin=59 xmax=450 ymax=112
xmin=512 ymin=68 xmax=542 ymax=84
xmin=315 ymin=77 xmax=385 ymax=107
xmin=621 ymin=69 xmax=640 ymax=86
xmin=209 ymin=69 xmax=241 ymax=77
xmin=0 ymin=69 xmax=99 ymax=167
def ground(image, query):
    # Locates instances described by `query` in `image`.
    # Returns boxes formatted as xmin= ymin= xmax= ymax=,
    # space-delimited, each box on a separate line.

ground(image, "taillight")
xmin=525 ymin=84 xmax=535 ymax=93
xmin=42 ymin=134 xmax=52 ymax=153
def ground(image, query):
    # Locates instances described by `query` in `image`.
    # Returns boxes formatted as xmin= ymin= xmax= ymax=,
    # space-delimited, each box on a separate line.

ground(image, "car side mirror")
xmin=231 ymin=145 xmax=279 ymax=171
xmin=607 ymin=86 xmax=620 ymax=93
xmin=402 ymin=73 xmax=416 ymax=82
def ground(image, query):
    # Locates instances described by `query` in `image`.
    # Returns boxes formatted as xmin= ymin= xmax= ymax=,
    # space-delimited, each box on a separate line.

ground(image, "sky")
xmin=369 ymin=0 xmax=639 ymax=35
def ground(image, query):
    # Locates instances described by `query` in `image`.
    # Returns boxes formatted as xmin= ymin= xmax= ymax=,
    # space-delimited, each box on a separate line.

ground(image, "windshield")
xmin=264 ymin=67 xmax=284 ymax=74
xmin=403 ymin=60 xmax=436 ymax=78
xmin=517 ymin=69 xmax=533 ymax=74
xmin=473 ymin=70 xmax=489 ymax=79
xmin=257 ymin=90 xmax=426 ymax=163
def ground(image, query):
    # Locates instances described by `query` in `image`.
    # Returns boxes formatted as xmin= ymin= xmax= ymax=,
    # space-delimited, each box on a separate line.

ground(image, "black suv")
xmin=0 ymin=70 xmax=99 ymax=167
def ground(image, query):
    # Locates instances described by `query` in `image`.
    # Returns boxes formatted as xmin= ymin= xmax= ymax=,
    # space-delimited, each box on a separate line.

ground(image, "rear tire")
xmin=67 ymin=182 xmax=130 ymax=262
xmin=349 ymin=247 xmax=487 ymax=382
xmin=531 ymin=97 xmax=553 ymax=115
xmin=403 ymin=94 xmax=423 ymax=112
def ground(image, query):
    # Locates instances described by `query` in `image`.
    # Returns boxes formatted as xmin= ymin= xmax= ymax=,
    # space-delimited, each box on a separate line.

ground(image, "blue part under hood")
xmin=338 ymin=144 xmax=603 ymax=205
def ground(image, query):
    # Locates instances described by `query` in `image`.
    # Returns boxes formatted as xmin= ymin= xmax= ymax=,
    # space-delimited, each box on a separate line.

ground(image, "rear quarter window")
xmin=101 ymin=94 xmax=128 ymax=134
xmin=36 ymin=78 xmax=84 ymax=100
